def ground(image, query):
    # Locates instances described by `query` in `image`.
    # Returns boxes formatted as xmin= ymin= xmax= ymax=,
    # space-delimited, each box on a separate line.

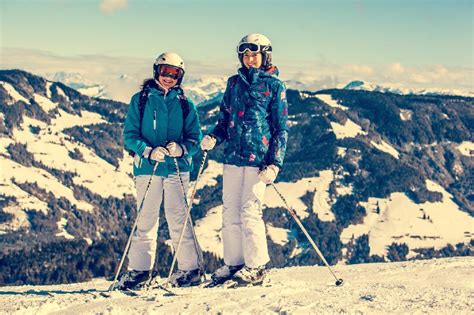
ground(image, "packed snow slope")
xmin=0 ymin=257 xmax=472 ymax=314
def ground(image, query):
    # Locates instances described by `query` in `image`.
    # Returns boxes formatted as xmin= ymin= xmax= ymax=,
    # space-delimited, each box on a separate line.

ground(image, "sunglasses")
xmin=237 ymin=43 xmax=272 ymax=54
xmin=158 ymin=64 xmax=184 ymax=80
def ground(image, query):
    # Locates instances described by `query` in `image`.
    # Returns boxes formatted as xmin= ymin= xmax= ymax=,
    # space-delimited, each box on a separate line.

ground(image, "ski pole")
xmin=166 ymin=153 xmax=207 ymax=283
xmin=271 ymin=183 xmax=344 ymax=286
xmin=184 ymin=151 xmax=208 ymax=274
xmin=109 ymin=161 xmax=160 ymax=292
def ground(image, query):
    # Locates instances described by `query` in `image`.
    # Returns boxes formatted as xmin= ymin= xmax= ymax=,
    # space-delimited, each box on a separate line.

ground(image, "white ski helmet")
xmin=237 ymin=33 xmax=273 ymax=69
xmin=153 ymin=52 xmax=186 ymax=83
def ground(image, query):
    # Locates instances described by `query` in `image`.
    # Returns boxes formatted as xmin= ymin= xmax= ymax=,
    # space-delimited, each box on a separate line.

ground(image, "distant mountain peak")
xmin=44 ymin=71 xmax=106 ymax=98
xmin=343 ymin=80 xmax=365 ymax=89
xmin=343 ymin=80 xmax=473 ymax=97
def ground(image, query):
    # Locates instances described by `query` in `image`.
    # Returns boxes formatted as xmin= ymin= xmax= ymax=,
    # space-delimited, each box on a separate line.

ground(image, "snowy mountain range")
xmin=47 ymin=70 xmax=474 ymax=107
xmin=45 ymin=71 xmax=107 ymax=99
xmin=0 ymin=69 xmax=473 ymax=287
xmin=182 ymin=76 xmax=227 ymax=106
xmin=343 ymin=80 xmax=474 ymax=98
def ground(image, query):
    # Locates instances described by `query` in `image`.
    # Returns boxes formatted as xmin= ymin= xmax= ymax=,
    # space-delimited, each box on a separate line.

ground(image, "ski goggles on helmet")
xmin=157 ymin=64 xmax=184 ymax=80
xmin=237 ymin=42 xmax=272 ymax=54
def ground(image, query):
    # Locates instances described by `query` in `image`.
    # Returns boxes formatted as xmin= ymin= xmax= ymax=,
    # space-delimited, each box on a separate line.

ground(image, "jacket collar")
xmin=147 ymin=80 xmax=181 ymax=99
xmin=237 ymin=65 xmax=280 ymax=86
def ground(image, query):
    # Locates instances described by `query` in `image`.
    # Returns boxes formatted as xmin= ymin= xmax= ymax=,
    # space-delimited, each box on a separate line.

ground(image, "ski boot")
xmin=170 ymin=268 xmax=203 ymax=287
xmin=115 ymin=270 xmax=150 ymax=291
xmin=230 ymin=265 xmax=266 ymax=287
xmin=205 ymin=264 xmax=244 ymax=288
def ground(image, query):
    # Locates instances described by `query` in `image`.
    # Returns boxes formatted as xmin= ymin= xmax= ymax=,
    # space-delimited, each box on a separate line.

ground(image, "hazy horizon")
xmin=1 ymin=0 xmax=472 ymax=101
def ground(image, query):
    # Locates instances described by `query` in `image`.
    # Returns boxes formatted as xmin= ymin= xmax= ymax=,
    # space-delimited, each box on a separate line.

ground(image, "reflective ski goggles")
xmin=237 ymin=42 xmax=272 ymax=54
xmin=157 ymin=64 xmax=184 ymax=80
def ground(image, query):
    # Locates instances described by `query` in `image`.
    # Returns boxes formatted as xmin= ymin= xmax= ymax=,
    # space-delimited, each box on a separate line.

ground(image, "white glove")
xmin=149 ymin=146 xmax=168 ymax=162
xmin=259 ymin=165 xmax=279 ymax=184
xmin=143 ymin=147 xmax=152 ymax=158
xmin=200 ymin=135 xmax=217 ymax=151
xmin=166 ymin=142 xmax=184 ymax=158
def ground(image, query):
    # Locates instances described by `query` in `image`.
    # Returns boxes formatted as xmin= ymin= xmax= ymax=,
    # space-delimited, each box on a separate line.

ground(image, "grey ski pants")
xmin=127 ymin=173 xmax=198 ymax=272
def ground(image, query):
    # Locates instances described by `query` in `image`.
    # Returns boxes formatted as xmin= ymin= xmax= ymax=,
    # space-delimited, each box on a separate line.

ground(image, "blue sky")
xmin=1 ymin=0 xmax=472 ymax=99
xmin=1 ymin=0 xmax=472 ymax=66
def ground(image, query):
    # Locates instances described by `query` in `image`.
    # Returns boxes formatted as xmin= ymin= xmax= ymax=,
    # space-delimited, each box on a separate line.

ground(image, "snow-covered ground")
xmin=341 ymin=180 xmax=474 ymax=257
xmin=266 ymin=224 xmax=291 ymax=246
xmin=192 ymin=162 xmax=473 ymax=259
xmin=309 ymin=170 xmax=335 ymax=221
xmin=0 ymin=81 xmax=29 ymax=104
xmin=312 ymin=93 xmax=349 ymax=111
xmin=0 ymin=257 xmax=472 ymax=314
xmin=457 ymin=141 xmax=474 ymax=157
xmin=192 ymin=166 xmax=337 ymax=258
xmin=33 ymin=93 xmax=59 ymax=112
xmin=330 ymin=119 xmax=367 ymax=139
xmin=304 ymin=92 xmax=403 ymax=160
xmin=399 ymin=109 xmax=413 ymax=121
xmin=264 ymin=173 xmax=335 ymax=220
xmin=0 ymin=87 xmax=135 ymax=233
xmin=1 ymin=157 xmax=93 ymax=214
xmin=370 ymin=140 xmax=400 ymax=159
xmin=4 ymin=110 xmax=134 ymax=200
xmin=194 ymin=205 xmax=224 ymax=257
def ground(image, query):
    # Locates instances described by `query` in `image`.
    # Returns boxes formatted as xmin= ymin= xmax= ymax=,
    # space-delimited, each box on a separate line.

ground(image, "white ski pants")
xmin=127 ymin=173 xmax=198 ymax=272
xmin=222 ymin=164 xmax=270 ymax=268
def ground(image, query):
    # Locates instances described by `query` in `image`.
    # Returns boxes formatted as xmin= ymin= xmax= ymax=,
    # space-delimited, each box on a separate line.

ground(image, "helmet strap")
xmin=153 ymin=64 xmax=159 ymax=81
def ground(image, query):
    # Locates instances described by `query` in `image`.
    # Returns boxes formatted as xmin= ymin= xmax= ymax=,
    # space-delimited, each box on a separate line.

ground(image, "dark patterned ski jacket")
xmin=211 ymin=66 xmax=289 ymax=169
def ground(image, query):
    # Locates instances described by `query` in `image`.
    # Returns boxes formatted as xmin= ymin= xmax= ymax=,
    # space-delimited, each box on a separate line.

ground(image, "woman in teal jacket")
xmin=120 ymin=52 xmax=203 ymax=290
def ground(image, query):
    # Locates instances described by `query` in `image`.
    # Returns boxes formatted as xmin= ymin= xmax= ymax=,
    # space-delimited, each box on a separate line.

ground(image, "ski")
xmin=96 ymin=280 xmax=176 ymax=298
xmin=142 ymin=280 xmax=178 ymax=297
xmin=204 ymin=278 xmax=264 ymax=289
xmin=203 ymin=281 xmax=220 ymax=289
xmin=96 ymin=288 xmax=140 ymax=298
xmin=222 ymin=279 xmax=239 ymax=289
xmin=96 ymin=286 xmax=176 ymax=299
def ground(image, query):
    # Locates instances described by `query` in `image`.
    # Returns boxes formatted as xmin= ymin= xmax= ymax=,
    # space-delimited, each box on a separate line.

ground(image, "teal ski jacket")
xmin=123 ymin=82 xmax=202 ymax=177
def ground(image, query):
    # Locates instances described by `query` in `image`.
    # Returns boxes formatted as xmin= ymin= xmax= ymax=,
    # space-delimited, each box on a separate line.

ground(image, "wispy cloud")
xmin=100 ymin=0 xmax=128 ymax=15
xmin=0 ymin=48 xmax=234 ymax=102
xmin=1 ymin=48 xmax=472 ymax=102
xmin=387 ymin=63 xmax=405 ymax=75
xmin=343 ymin=64 xmax=375 ymax=76
xmin=279 ymin=60 xmax=473 ymax=94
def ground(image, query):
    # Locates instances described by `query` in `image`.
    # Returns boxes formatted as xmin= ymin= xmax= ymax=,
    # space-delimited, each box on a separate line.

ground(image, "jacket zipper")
xmin=153 ymin=111 xmax=157 ymax=130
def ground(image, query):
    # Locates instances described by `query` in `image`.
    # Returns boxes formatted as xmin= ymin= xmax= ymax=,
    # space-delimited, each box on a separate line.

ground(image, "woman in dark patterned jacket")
xmin=201 ymin=33 xmax=289 ymax=286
